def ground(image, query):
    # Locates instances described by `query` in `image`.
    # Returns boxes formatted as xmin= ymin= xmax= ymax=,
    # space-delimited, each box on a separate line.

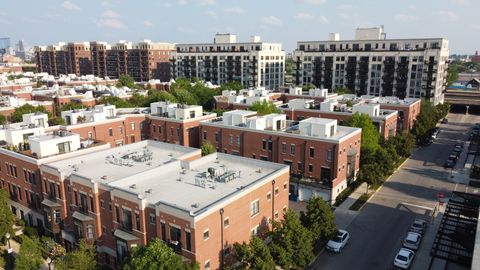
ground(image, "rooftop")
xmin=45 ymin=140 xmax=200 ymax=184
xmin=108 ymin=153 xmax=288 ymax=216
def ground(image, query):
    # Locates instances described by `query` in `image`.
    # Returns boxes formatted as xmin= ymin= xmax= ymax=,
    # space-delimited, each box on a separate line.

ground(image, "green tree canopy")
xmin=0 ymin=189 xmax=15 ymax=239
xmin=268 ymin=210 xmax=314 ymax=269
xmin=172 ymin=88 xmax=199 ymax=105
xmin=412 ymin=100 xmax=445 ymax=140
xmin=123 ymin=239 xmax=198 ymax=270
xmin=0 ymin=115 xmax=6 ymax=125
xmin=116 ymin=74 xmax=136 ymax=89
xmin=11 ymin=104 xmax=49 ymax=123
xmin=333 ymin=86 xmax=353 ymax=95
xmin=147 ymin=91 xmax=178 ymax=104
xmin=300 ymin=197 xmax=337 ymax=244
xmin=54 ymin=240 xmax=97 ymax=270
xmin=346 ymin=112 xmax=380 ymax=153
xmin=219 ymin=81 xmax=244 ymax=92
xmin=201 ymin=141 xmax=216 ymax=156
xmin=232 ymin=236 xmax=276 ymax=270
xmin=98 ymin=96 xmax=132 ymax=108
xmin=15 ymin=235 xmax=43 ymax=270
xmin=250 ymin=100 xmax=281 ymax=115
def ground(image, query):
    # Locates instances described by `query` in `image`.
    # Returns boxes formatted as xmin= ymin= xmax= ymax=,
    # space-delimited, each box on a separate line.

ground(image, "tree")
xmin=300 ymin=197 xmax=337 ymax=245
xmin=232 ymin=236 xmax=275 ymax=270
xmin=412 ymin=101 xmax=440 ymax=140
xmin=201 ymin=141 xmax=216 ymax=156
xmin=11 ymin=104 xmax=48 ymax=123
xmin=116 ymin=74 xmax=136 ymax=89
xmin=123 ymin=239 xmax=198 ymax=270
xmin=172 ymin=88 xmax=198 ymax=105
xmin=58 ymin=103 xmax=85 ymax=113
xmin=250 ymin=100 xmax=280 ymax=115
xmin=15 ymin=236 xmax=43 ymax=270
xmin=219 ymin=81 xmax=244 ymax=92
xmin=54 ymin=240 xmax=97 ymax=270
xmin=0 ymin=115 xmax=6 ymax=125
xmin=285 ymin=58 xmax=294 ymax=77
xmin=333 ymin=86 xmax=353 ymax=95
xmin=98 ymin=96 xmax=132 ymax=108
xmin=302 ymin=83 xmax=316 ymax=91
xmin=147 ymin=91 xmax=178 ymax=104
xmin=0 ymin=189 xmax=15 ymax=241
xmin=129 ymin=93 xmax=149 ymax=107
xmin=346 ymin=113 xmax=380 ymax=152
xmin=389 ymin=133 xmax=415 ymax=158
xmin=190 ymin=83 xmax=219 ymax=109
xmin=268 ymin=210 xmax=314 ymax=269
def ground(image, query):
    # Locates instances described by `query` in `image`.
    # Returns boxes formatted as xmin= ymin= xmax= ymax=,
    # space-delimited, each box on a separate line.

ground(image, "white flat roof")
xmin=301 ymin=117 xmax=336 ymax=125
xmin=108 ymin=153 xmax=289 ymax=215
xmin=45 ymin=140 xmax=200 ymax=184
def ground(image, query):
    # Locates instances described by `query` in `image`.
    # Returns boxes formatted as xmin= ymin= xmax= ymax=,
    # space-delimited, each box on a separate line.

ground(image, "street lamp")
xmin=5 ymin=232 xmax=12 ymax=254
xmin=46 ymin=257 xmax=52 ymax=270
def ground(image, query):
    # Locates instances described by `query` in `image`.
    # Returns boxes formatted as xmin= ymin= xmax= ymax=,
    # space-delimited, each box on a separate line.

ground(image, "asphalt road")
xmin=311 ymin=113 xmax=477 ymax=270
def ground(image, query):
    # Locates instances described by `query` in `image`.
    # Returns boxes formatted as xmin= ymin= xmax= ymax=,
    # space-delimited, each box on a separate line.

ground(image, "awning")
xmin=41 ymin=198 xmax=61 ymax=208
xmin=72 ymin=211 xmax=94 ymax=222
xmin=114 ymin=229 xmax=139 ymax=242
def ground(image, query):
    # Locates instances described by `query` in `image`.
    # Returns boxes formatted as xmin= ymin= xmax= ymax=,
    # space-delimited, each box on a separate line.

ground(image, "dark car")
xmin=418 ymin=138 xmax=433 ymax=146
xmin=441 ymin=118 xmax=448 ymax=124
xmin=444 ymin=159 xmax=455 ymax=168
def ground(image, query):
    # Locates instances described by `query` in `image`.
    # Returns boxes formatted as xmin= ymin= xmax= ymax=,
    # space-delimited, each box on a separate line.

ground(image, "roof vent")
xmin=191 ymin=203 xmax=200 ymax=208
xmin=180 ymin=169 xmax=187 ymax=174
xmin=145 ymin=188 xmax=152 ymax=194
xmin=130 ymin=184 xmax=137 ymax=189
xmin=101 ymin=175 xmax=107 ymax=180
xmin=256 ymin=168 xmax=262 ymax=173
xmin=176 ymin=178 xmax=182 ymax=182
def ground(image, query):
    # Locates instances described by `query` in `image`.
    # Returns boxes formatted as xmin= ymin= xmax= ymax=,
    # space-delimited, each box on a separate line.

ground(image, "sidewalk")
xmin=336 ymin=182 xmax=368 ymax=210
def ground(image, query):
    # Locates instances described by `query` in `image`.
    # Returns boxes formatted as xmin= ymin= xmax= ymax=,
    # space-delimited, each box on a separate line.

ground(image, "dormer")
xmin=22 ymin=112 xmax=49 ymax=128
xmin=223 ymin=110 xmax=257 ymax=126
xmin=352 ymin=103 xmax=380 ymax=117
xmin=289 ymin=99 xmax=314 ymax=110
xmin=29 ymin=131 xmax=81 ymax=158
xmin=319 ymin=100 xmax=338 ymax=112
xmin=309 ymin=88 xmax=329 ymax=97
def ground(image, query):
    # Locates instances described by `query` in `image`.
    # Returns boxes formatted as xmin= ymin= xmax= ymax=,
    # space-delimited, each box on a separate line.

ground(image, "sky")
xmin=0 ymin=0 xmax=478 ymax=54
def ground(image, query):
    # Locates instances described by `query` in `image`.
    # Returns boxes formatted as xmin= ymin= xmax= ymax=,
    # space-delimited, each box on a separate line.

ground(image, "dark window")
xmin=80 ymin=193 xmax=87 ymax=213
xmin=135 ymin=213 xmax=141 ymax=231
xmin=262 ymin=140 xmax=266 ymax=150
xmin=309 ymin=147 xmax=315 ymax=158
xmin=161 ymin=223 xmax=166 ymax=241
xmin=203 ymin=131 xmax=207 ymax=140
xmin=123 ymin=209 xmax=132 ymax=231
xmin=108 ymin=128 xmax=113 ymax=136
xmin=186 ymin=230 xmax=192 ymax=251
xmin=115 ymin=206 xmax=120 ymax=223
xmin=89 ymin=196 xmax=94 ymax=212
xmin=215 ymin=132 xmax=219 ymax=142
xmin=290 ymin=144 xmax=295 ymax=155
xmin=268 ymin=140 xmax=273 ymax=151
xmin=309 ymin=164 xmax=313 ymax=173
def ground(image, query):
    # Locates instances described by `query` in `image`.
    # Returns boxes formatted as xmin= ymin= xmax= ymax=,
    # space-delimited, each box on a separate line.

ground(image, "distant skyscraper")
xmin=15 ymin=40 xmax=26 ymax=60
xmin=0 ymin=37 xmax=11 ymax=54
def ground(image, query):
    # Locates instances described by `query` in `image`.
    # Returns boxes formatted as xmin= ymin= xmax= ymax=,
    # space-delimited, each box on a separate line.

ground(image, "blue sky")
xmin=1 ymin=0 xmax=478 ymax=54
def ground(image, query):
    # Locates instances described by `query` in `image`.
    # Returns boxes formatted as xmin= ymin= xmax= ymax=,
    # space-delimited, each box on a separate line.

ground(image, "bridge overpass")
xmin=444 ymin=89 xmax=480 ymax=114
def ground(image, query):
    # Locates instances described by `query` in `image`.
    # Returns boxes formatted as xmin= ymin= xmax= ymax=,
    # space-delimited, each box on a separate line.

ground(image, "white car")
xmin=403 ymin=232 xmax=422 ymax=250
xmin=326 ymin=229 xmax=350 ymax=253
xmin=410 ymin=218 xmax=427 ymax=235
xmin=394 ymin=248 xmax=415 ymax=269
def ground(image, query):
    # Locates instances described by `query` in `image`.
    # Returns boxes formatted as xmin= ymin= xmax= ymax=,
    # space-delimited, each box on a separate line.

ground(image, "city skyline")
xmin=0 ymin=0 xmax=477 ymax=54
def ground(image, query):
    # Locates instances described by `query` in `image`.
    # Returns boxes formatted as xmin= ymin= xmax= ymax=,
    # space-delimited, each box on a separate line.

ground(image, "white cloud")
xmin=298 ymin=0 xmax=326 ymax=5
xmin=161 ymin=2 xmax=172 ymax=8
xmin=178 ymin=0 xmax=187 ymax=5
xmin=318 ymin=15 xmax=328 ymax=24
xmin=394 ymin=14 xmax=419 ymax=22
xmin=94 ymin=18 xmax=126 ymax=29
xmin=408 ymin=5 xmax=416 ymax=10
xmin=177 ymin=26 xmax=195 ymax=33
xmin=436 ymin=11 xmax=459 ymax=21
xmin=206 ymin=10 xmax=216 ymax=17
xmin=224 ymin=7 xmax=246 ymax=15
xmin=295 ymin=12 xmax=314 ymax=20
xmin=261 ymin=15 xmax=281 ymax=26
xmin=471 ymin=24 xmax=480 ymax=30
xmin=195 ymin=0 xmax=215 ymax=5
xmin=102 ymin=9 xmax=120 ymax=18
xmin=143 ymin=20 xmax=153 ymax=27
xmin=100 ymin=1 xmax=110 ymax=7
xmin=62 ymin=1 xmax=80 ymax=10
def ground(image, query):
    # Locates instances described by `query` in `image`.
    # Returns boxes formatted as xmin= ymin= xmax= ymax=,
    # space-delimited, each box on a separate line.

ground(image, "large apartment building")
xmin=171 ymin=34 xmax=286 ymax=90
xmin=36 ymin=40 xmax=175 ymax=81
xmin=293 ymin=27 xmax=449 ymax=104
xmin=200 ymin=110 xmax=362 ymax=202
xmin=34 ymin=42 xmax=92 ymax=77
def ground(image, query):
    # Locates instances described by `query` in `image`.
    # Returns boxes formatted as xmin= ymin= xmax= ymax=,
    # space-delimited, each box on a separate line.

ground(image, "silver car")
xmin=403 ymin=232 xmax=422 ymax=250
xmin=410 ymin=218 xmax=427 ymax=235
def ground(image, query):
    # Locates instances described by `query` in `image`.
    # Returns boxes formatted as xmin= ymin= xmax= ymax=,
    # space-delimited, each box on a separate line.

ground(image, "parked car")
xmin=431 ymin=129 xmax=440 ymax=139
xmin=403 ymin=232 xmax=422 ymax=250
xmin=418 ymin=138 xmax=433 ymax=146
xmin=444 ymin=159 xmax=455 ymax=168
xmin=448 ymin=154 xmax=459 ymax=162
xmin=441 ymin=118 xmax=448 ymax=124
xmin=326 ymin=229 xmax=350 ymax=253
xmin=410 ymin=218 xmax=428 ymax=234
xmin=394 ymin=248 xmax=415 ymax=269
xmin=452 ymin=149 xmax=461 ymax=157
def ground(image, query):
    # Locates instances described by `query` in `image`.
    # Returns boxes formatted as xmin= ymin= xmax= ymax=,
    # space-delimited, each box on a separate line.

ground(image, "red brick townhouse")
xmin=200 ymin=110 xmax=362 ymax=203
xmin=0 ymin=120 xmax=111 ymax=230
xmin=41 ymin=141 xmax=289 ymax=270
xmin=149 ymin=101 xmax=217 ymax=148
xmin=60 ymin=104 xmax=148 ymax=147
xmin=281 ymin=98 xmax=398 ymax=139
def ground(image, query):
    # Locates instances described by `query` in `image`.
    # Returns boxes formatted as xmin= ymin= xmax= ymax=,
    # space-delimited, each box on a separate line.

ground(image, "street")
xmin=311 ymin=113 xmax=477 ymax=270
